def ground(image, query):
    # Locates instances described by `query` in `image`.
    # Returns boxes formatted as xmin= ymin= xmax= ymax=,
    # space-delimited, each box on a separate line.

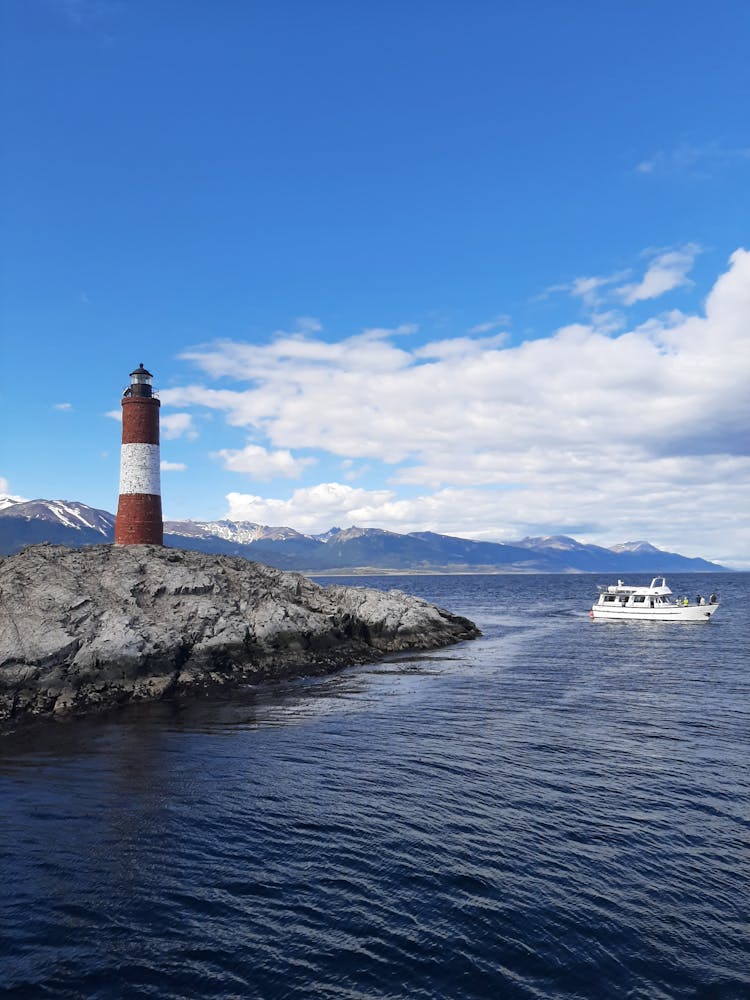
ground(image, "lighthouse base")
xmin=115 ymin=494 xmax=163 ymax=545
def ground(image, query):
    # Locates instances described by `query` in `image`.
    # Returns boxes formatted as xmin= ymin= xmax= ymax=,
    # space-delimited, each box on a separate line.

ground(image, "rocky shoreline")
xmin=0 ymin=544 xmax=480 ymax=727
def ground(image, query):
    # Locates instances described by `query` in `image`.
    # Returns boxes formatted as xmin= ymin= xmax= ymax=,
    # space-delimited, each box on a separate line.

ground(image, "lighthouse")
xmin=114 ymin=363 xmax=163 ymax=545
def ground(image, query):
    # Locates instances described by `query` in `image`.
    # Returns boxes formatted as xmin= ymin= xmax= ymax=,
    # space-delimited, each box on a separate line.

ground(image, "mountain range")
xmin=0 ymin=496 xmax=728 ymax=574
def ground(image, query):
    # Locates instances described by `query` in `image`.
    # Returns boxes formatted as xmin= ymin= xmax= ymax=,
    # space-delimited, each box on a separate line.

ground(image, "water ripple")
xmin=1 ymin=572 xmax=748 ymax=998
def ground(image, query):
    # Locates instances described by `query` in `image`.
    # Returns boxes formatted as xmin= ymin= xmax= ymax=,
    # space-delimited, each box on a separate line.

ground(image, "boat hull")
xmin=590 ymin=604 xmax=718 ymax=622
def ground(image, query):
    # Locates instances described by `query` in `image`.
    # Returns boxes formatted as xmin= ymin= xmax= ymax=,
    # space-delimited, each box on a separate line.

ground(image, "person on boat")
xmin=683 ymin=596 xmax=689 ymax=606
xmin=698 ymin=595 xmax=705 ymax=606
xmin=710 ymin=593 xmax=718 ymax=604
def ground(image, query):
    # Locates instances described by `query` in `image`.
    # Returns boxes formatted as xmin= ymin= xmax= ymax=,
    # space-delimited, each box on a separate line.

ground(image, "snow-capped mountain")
xmin=0 ymin=495 xmax=26 ymax=512
xmin=164 ymin=519 xmax=309 ymax=544
xmin=14 ymin=499 xmax=113 ymax=535
xmin=519 ymin=534 xmax=598 ymax=551
xmin=0 ymin=499 xmax=115 ymax=553
xmin=0 ymin=498 xmax=728 ymax=572
xmin=317 ymin=526 xmax=401 ymax=543
xmin=609 ymin=540 xmax=663 ymax=554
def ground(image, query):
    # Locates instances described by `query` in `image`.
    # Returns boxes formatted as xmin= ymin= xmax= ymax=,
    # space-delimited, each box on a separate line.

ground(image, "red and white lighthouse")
xmin=114 ymin=363 xmax=163 ymax=546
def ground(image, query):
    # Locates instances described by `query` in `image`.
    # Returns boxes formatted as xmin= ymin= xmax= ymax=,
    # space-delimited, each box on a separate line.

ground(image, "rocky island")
xmin=0 ymin=544 xmax=479 ymax=726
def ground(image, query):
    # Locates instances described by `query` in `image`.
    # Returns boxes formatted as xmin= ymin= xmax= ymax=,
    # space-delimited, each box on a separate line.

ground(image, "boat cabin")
xmin=596 ymin=577 xmax=675 ymax=608
xmin=598 ymin=592 xmax=673 ymax=608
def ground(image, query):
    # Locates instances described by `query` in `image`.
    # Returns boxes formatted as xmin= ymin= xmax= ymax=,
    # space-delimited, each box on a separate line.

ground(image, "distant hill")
xmin=0 ymin=499 xmax=115 ymax=552
xmin=0 ymin=497 xmax=728 ymax=573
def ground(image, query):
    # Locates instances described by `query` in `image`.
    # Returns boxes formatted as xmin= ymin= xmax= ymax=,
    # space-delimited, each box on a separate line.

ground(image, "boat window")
xmin=633 ymin=595 xmax=645 ymax=603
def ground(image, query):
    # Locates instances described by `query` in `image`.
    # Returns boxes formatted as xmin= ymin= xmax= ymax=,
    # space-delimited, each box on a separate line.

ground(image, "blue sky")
xmin=1 ymin=1 xmax=749 ymax=565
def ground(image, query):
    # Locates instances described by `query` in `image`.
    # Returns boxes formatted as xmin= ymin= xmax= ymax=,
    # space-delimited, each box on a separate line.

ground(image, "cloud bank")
xmin=161 ymin=250 xmax=750 ymax=564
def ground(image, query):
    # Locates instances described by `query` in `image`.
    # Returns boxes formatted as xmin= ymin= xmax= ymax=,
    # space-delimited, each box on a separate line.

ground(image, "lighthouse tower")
xmin=114 ymin=363 xmax=163 ymax=545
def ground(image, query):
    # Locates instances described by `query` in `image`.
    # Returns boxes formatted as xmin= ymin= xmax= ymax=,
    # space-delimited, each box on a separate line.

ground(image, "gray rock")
xmin=0 ymin=544 xmax=479 ymax=724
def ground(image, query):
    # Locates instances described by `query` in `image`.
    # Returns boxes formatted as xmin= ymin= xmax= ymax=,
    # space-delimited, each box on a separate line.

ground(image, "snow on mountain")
xmin=0 ymin=498 xmax=115 ymax=555
xmin=0 ymin=499 xmax=113 ymax=535
xmin=0 ymin=495 xmax=25 ymax=511
xmin=164 ymin=519 xmax=309 ymax=544
xmin=517 ymin=534 xmax=592 ymax=551
xmin=46 ymin=501 xmax=112 ymax=534
xmin=609 ymin=541 xmax=663 ymax=554
xmin=0 ymin=498 xmax=728 ymax=571
xmin=316 ymin=526 xmax=398 ymax=543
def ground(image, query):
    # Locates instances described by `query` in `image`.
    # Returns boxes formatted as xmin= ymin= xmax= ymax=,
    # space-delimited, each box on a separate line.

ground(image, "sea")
xmin=1 ymin=572 xmax=748 ymax=999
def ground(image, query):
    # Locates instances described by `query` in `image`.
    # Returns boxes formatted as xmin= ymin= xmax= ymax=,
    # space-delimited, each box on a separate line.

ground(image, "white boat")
xmin=590 ymin=577 xmax=719 ymax=622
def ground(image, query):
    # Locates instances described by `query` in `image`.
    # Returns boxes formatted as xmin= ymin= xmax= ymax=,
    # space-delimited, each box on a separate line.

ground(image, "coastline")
xmin=0 ymin=544 xmax=480 ymax=728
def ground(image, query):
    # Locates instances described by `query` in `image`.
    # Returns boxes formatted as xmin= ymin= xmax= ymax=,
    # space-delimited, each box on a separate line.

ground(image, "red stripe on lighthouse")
xmin=115 ymin=494 xmax=163 ymax=545
xmin=121 ymin=398 xmax=160 ymax=445
xmin=114 ymin=364 xmax=164 ymax=546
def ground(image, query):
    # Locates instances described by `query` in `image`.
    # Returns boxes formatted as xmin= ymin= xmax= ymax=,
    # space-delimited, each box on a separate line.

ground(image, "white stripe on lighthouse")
xmin=119 ymin=443 xmax=161 ymax=495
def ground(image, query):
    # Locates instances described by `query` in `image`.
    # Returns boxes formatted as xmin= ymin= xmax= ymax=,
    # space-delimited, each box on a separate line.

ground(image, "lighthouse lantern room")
xmin=127 ymin=363 xmax=154 ymax=396
xmin=114 ymin=363 xmax=164 ymax=545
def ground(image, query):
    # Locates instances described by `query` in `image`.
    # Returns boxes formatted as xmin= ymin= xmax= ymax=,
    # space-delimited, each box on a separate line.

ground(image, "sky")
xmin=1 ymin=1 xmax=749 ymax=567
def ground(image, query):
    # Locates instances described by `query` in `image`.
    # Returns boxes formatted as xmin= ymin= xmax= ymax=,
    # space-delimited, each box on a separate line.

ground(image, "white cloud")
xmin=616 ymin=244 xmax=700 ymax=304
xmin=226 ymin=483 xmax=398 ymax=532
xmin=161 ymin=461 xmax=187 ymax=472
xmin=223 ymin=461 xmax=750 ymax=563
xmin=543 ymin=269 xmax=630 ymax=309
xmin=636 ymin=142 xmax=750 ymax=177
xmin=544 ymin=245 xmax=699 ymax=314
xmin=467 ymin=314 xmax=511 ymax=334
xmin=105 ymin=409 xmax=121 ymax=422
xmin=416 ymin=332 xmax=509 ymax=359
xmin=341 ymin=460 xmax=371 ymax=482
xmin=173 ymin=324 xmax=417 ymax=385
xmin=161 ymin=412 xmax=197 ymax=440
xmin=167 ymin=248 xmax=750 ymax=563
xmin=212 ymin=444 xmax=316 ymax=480
xmin=53 ymin=402 xmax=73 ymax=411
xmin=570 ymin=272 xmax=629 ymax=307
xmin=295 ymin=316 xmax=323 ymax=333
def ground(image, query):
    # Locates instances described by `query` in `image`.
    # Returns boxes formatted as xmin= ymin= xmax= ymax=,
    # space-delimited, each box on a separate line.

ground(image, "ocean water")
xmin=0 ymin=572 xmax=748 ymax=999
